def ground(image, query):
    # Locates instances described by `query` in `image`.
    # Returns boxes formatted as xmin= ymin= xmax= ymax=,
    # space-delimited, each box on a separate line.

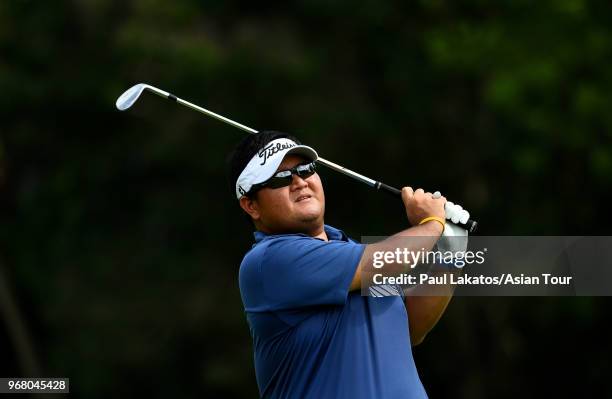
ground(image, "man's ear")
xmin=239 ymin=196 xmax=261 ymax=221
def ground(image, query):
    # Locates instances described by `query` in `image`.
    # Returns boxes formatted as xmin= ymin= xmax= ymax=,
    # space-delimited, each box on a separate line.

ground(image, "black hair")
xmin=226 ymin=130 xmax=302 ymax=200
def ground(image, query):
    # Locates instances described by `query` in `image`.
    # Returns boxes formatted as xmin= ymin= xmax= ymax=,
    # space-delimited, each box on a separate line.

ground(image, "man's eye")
xmin=297 ymin=164 xmax=312 ymax=172
xmin=275 ymin=171 xmax=292 ymax=178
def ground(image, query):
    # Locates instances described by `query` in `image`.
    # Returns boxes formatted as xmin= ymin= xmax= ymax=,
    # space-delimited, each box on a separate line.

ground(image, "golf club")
xmin=116 ymin=83 xmax=478 ymax=233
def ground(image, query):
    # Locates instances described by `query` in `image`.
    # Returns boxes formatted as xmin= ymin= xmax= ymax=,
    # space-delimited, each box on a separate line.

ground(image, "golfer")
xmin=228 ymin=131 xmax=466 ymax=398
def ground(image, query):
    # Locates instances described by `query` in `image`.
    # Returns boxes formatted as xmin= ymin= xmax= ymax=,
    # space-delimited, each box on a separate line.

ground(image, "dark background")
xmin=1 ymin=1 xmax=611 ymax=397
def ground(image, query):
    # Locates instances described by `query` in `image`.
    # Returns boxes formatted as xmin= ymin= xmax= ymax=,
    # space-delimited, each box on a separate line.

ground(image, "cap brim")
xmin=284 ymin=145 xmax=318 ymax=163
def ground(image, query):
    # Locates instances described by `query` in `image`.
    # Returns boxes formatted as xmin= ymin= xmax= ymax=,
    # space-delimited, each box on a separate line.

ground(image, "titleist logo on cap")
xmin=258 ymin=141 xmax=297 ymax=165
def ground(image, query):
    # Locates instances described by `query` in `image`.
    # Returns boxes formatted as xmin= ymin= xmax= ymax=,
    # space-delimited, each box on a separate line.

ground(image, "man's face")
xmin=246 ymin=154 xmax=325 ymax=234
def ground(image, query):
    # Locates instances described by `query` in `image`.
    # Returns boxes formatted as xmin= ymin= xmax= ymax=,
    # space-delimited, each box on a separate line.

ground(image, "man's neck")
xmin=312 ymin=227 xmax=328 ymax=241
xmin=256 ymin=223 xmax=328 ymax=241
xmin=301 ymin=223 xmax=327 ymax=241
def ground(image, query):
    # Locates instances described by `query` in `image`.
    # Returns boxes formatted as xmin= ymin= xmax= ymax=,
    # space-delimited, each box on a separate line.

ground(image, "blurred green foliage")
xmin=1 ymin=0 xmax=611 ymax=397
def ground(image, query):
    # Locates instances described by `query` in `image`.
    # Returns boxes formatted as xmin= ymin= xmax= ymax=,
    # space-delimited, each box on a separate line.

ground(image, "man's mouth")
xmin=295 ymin=194 xmax=312 ymax=202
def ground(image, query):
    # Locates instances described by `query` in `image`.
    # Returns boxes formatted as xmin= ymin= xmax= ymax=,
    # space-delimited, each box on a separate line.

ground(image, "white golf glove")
xmin=445 ymin=201 xmax=470 ymax=225
xmin=436 ymin=201 xmax=470 ymax=267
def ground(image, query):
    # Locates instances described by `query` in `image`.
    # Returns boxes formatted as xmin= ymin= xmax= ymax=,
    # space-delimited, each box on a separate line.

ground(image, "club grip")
xmin=377 ymin=182 xmax=478 ymax=233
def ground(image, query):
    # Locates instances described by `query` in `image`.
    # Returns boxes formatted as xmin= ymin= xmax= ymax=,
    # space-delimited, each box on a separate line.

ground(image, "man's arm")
xmin=349 ymin=187 xmax=446 ymax=291
xmin=403 ymin=272 xmax=458 ymax=346
xmin=405 ymin=222 xmax=468 ymax=346
xmin=348 ymin=222 xmax=443 ymax=291
xmin=347 ymin=186 xmax=461 ymax=346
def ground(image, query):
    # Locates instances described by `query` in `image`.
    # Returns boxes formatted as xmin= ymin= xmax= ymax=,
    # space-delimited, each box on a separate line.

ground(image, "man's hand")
xmin=437 ymin=201 xmax=470 ymax=255
xmin=401 ymin=187 xmax=446 ymax=232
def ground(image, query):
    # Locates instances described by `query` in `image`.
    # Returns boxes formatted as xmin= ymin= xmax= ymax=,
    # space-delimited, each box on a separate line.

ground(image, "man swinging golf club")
xmin=115 ymin=82 xmax=473 ymax=398
xmin=228 ymin=130 xmax=470 ymax=399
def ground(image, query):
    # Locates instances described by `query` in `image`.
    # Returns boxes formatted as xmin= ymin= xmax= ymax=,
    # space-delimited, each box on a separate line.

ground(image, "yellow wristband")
xmin=418 ymin=216 xmax=445 ymax=233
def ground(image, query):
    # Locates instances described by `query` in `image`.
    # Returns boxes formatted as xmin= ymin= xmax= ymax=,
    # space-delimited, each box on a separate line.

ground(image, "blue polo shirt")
xmin=239 ymin=225 xmax=428 ymax=399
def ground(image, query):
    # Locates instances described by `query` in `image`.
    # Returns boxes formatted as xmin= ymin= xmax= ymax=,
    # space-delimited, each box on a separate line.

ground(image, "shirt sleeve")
xmin=258 ymin=236 xmax=365 ymax=311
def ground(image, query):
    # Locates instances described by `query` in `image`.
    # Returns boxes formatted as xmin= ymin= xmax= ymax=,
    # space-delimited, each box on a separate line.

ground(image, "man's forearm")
xmin=349 ymin=222 xmax=443 ymax=291
xmin=404 ymin=265 xmax=462 ymax=345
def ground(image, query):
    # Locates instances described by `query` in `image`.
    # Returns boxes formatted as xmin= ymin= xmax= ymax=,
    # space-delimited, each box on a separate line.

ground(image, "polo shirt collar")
xmin=254 ymin=224 xmax=348 ymax=243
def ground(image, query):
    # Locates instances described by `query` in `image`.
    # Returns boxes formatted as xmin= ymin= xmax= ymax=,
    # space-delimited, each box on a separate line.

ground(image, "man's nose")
xmin=290 ymin=174 xmax=308 ymax=189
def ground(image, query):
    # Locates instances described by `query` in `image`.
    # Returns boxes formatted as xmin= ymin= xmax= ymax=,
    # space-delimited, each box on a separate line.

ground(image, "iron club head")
xmin=115 ymin=83 xmax=170 ymax=111
xmin=115 ymin=83 xmax=146 ymax=111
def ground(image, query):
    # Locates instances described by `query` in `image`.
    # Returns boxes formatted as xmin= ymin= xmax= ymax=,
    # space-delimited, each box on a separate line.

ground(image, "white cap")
xmin=236 ymin=138 xmax=318 ymax=199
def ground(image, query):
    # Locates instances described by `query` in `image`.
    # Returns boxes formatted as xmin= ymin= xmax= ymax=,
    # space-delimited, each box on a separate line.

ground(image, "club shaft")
xmin=176 ymin=98 xmax=258 ymax=135
xmin=144 ymin=86 xmax=478 ymax=233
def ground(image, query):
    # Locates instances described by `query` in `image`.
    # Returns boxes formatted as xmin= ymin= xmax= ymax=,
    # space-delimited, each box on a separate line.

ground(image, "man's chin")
xmin=297 ymin=206 xmax=323 ymax=222
xmin=294 ymin=213 xmax=316 ymax=224
xmin=296 ymin=201 xmax=323 ymax=217
xmin=293 ymin=210 xmax=323 ymax=229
